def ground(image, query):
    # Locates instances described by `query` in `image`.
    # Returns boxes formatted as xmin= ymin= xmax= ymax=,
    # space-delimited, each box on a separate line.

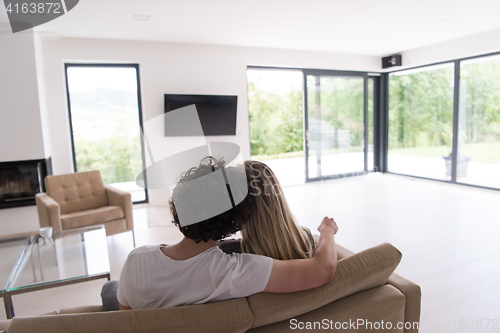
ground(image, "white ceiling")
xmin=3 ymin=0 xmax=500 ymax=56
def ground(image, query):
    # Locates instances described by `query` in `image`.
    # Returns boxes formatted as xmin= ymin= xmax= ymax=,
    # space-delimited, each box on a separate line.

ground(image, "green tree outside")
xmin=388 ymin=59 xmax=500 ymax=164
xmin=248 ymin=75 xmax=304 ymax=158
xmin=70 ymin=88 xmax=142 ymax=185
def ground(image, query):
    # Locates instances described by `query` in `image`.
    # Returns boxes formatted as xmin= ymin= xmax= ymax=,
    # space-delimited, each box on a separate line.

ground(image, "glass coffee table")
xmin=0 ymin=225 xmax=110 ymax=319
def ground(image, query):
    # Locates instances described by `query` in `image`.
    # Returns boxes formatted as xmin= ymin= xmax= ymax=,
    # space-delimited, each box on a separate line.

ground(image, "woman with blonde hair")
xmin=219 ymin=160 xmax=315 ymax=260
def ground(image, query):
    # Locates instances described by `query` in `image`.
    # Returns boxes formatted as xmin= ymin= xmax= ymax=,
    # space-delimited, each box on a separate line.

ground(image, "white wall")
xmin=394 ymin=28 xmax=500 ymax=71
xmin=34 ymin=35 xmax=53 ymax=158
xmin=0 ymin=32 xmax=45 ymax=162
xmin=0 ymin=32 xmax=48 ymax=237
xmin=38 ymin=37 xmax=381 ymax=206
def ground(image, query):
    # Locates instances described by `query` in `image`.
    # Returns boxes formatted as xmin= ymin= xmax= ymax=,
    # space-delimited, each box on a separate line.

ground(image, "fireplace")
xmin=0 ymin=159 xmax=51 ymax=209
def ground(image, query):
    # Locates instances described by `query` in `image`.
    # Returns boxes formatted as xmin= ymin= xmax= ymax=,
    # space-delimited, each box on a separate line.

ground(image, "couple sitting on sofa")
xmin=108 ymin=157 xmax=339 ymax=310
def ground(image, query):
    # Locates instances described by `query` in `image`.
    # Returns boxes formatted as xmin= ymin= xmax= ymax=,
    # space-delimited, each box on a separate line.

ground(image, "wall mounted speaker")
xmin=382 ymin=55 xmax=402 ymax=69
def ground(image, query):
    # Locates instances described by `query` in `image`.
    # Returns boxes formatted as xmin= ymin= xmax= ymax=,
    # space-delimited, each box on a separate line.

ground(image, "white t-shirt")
xmin=117 ymin=245 xmax=273 ymax=309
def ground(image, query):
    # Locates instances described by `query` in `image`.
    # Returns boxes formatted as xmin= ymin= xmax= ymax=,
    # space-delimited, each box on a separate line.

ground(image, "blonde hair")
xmin=239 ymin=161 xmax=313 ymax=260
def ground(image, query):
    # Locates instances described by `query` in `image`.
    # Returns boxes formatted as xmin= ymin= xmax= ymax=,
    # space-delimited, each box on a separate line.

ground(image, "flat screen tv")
xmin=164 ymin=94 xmax=237 ymax=136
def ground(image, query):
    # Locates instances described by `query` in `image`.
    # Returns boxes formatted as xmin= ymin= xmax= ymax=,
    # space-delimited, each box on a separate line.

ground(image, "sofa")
xmin=0 ymin=242 xmax=421 ymax=333
xmin=35 ymin=170 xmax=135 ymax=246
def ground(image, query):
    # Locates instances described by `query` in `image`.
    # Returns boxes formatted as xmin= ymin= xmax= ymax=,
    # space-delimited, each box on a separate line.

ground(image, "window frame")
xmin=64 ymin=63 xmax=149 ymax=204
xmin=384 ymin=51 xmax=500 ymax=191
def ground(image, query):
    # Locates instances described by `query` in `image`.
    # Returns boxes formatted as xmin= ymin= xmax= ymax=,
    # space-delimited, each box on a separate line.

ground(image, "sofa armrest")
xmin=247 ymin=242 xmax=403 ymax=329
xmin=312 ymin=235 xmax=356 ymax=260
xmin=387 ymin=273 xmax=421 ymax=333
xmin=105 ymin=185 xmax=133 ymax=231
xmin=35 ymin=193 xmax=62 ymax=232
xmin=312 ymin=235 xmax=421 ymax=332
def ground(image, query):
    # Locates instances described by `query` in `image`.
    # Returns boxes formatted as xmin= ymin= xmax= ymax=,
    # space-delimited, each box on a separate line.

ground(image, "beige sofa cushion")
xmin=249 ymin=285 xmax=406 ymax=333
xmin=45 ymin=171 xmax=108 ymax=215
xmin=247 ymin=242 xmax=402 ymax=329
xmin=61 ymin=206 xmax=124 ymax=229
xmin=7 ymin=298 xmax=253 ymax=333
xmin=59 ymin=305 xmax=104 ymax=314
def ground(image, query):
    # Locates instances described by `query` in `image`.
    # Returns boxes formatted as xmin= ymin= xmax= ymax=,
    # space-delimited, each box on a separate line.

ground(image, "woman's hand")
xmin=318 ymin=216 xmax=338 ymax=235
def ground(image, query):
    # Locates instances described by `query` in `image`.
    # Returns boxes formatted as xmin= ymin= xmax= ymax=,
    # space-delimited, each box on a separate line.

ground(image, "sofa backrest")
xmin=246 ymin=242 xmax=403 ymax=329
xmin=45 ymin=170 xmax=108 ymax=214
xmin=6 ymin=243 xmax=405 ymax=333
xmin=7 ymin=298 xmax=253 ymax=333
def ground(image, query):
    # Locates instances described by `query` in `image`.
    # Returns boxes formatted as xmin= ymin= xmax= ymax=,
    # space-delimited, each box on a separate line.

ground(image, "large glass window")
xmin=458 ymin=55 xmax=500 ymax=188
xmin=247 ymin=69 xmax=304 ymax=186
xmin=66 ymin=65 xmax=147 ymax=202
xmin=388 ymin=64 xmax=455 ymax=180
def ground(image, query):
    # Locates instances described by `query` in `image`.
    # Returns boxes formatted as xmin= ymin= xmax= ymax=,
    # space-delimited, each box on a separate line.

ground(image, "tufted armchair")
xmin=35 ymin=170 xmax=135 ymax=247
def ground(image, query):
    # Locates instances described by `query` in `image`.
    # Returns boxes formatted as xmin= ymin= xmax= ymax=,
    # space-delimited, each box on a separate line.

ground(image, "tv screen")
xmin=164 ymin=94 xmax=237 ymax=136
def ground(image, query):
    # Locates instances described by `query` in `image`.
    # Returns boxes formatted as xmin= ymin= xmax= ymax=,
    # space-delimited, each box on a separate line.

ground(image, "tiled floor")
xmin=2 ymin=173 xmax=500 ymax=332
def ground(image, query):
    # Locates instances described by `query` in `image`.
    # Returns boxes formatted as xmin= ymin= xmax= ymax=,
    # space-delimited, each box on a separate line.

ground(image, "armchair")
xmin=35 ymin=170 xmax=135 ymax=247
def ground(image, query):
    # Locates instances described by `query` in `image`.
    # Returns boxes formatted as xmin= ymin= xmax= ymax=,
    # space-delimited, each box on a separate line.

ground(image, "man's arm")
xmin=263 ymin=217 xmax=338 ymax=293
xmin=119 ymin=303 xmax=132 ymax=310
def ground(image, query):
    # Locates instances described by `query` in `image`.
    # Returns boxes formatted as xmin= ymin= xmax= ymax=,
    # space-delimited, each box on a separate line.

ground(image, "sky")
xmin=247 ymin=69 xmax=303 ymax=94
xmin=66 ymin=66 xmax=138 ymax=93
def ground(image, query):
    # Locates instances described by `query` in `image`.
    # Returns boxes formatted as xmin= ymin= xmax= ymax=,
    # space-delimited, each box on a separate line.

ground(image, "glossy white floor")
xmin=3 ymin=173 xmax=500 ymax=333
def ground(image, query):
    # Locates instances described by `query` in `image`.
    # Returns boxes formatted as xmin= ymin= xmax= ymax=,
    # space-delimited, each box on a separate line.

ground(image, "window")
xmin=458 ymin=55 xmax=500 ymax=188
xmin=368 ymin=78 xmax=374 ymax=171
xmin=65 ymin=64 xmax=147 ymax=203
xmin=247 ymin=69 xmax=304 ymax=186
xmin=388 ymin=64 xmax=455 ymax=180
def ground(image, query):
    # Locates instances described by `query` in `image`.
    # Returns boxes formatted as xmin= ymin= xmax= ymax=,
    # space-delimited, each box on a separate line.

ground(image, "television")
xmin=164 ymin=94 xmax=237 ymax=136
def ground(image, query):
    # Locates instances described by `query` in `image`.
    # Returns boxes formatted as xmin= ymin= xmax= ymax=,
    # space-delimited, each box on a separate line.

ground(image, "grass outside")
xmin=252 ymin=142 xmax=500 ymax=164
xmin=252 ymin=150 xmax=304 ymax=161
xmin=389 ymin=141 xmax=500 ymax=164
xmin=252 ymin=146 xmax=363 ymax=161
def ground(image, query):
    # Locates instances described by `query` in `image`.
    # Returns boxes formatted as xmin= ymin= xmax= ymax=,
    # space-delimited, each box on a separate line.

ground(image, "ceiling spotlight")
xmin=426 ymin=18 xmax=446 ymax=25
xmin=132 ymin=15 xmax=150 ymax=22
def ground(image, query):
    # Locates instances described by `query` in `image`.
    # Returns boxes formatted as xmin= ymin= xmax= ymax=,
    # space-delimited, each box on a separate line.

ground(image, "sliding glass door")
xmin=458 ymin=55 xmax=500 ymax=188
xmin=248 ymin=68 xmax=374 ymax=185
xmin=304 ymin=72 xmax=368 ymax=180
